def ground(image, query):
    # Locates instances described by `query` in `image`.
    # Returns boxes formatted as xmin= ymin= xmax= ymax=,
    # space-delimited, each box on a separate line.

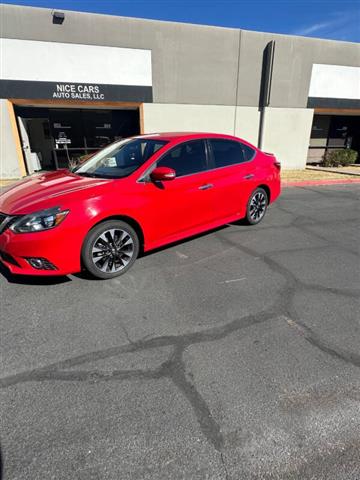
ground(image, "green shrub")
xmin=322 ymin=149 xmax=358 ymax=167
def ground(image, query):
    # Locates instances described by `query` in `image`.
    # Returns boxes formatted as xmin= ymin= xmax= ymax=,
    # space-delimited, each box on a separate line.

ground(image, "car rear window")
xmin=242 ymin=143 xmax=256 ymax=161
xmin=209 ymin=139 xmax=256 ymax=168
xmin=209 ymin=139 xmax=244 ymax=168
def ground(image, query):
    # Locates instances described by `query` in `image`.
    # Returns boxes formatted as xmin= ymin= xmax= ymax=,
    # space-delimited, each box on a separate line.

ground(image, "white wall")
xmin=142 ymin=103 xmax=260 ymax=146
xmin=234 ymin=106 xmax=261 ymax=146
xmin=0 ymin=100 xmax=21 ymax=179
xmin=261 ymin=107 xmax=314 ymax=169
xmin=142 ymin=103 xmax=236 ymax=135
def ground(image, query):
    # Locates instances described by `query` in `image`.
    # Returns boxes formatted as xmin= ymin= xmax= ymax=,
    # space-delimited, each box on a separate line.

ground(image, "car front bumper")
xmin=0 ymin=225 xmax=83 ymax=276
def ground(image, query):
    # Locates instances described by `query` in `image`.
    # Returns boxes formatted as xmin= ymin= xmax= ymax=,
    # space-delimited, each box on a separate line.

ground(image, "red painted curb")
xmin=282 ymin=178 xmax=360 ymax=187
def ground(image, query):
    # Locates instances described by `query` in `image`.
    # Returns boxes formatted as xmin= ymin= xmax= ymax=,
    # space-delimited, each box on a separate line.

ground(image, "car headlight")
xmin=10 ymin=207 xmax=70 ymax=233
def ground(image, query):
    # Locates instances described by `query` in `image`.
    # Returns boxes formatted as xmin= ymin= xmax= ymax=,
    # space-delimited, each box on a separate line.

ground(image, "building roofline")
xmin=1 ymin=2 xmax=359 ymax=46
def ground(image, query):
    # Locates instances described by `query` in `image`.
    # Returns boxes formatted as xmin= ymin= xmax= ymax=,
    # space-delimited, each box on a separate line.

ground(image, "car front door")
xmin=140 ymin=139 xmax=218 ymax=247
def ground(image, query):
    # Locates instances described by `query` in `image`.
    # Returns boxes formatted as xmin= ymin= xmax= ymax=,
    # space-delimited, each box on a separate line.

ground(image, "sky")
xmin=1 ymin=0 xmax=360 ymax=42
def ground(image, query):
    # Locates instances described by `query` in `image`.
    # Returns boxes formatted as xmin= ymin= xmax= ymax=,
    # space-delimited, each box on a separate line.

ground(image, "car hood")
xmin=0 ymin=170 xmax=113 ymax=215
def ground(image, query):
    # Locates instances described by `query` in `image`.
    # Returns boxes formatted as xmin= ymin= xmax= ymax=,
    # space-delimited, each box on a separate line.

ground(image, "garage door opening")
xmin=14 ymin=105 xmax=141 ymax=173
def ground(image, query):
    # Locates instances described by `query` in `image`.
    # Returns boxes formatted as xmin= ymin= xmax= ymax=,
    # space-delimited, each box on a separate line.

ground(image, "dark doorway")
xmin=328 ymin=115 xmax=360 ymax=155
xmin=15 ymin=106 xmax=140 ymax=172
xmin=308 ymin=114 xmax=360 ymax=164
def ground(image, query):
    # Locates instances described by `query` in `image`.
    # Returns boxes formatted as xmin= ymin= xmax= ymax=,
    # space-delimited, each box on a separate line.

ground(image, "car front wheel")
xmin=245 ymin=187 xmax=268 ymax=225
xmin=81 ymin=220 xmax=139 ymax=279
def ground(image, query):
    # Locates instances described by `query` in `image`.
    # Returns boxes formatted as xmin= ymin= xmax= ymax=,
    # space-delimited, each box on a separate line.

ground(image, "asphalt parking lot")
xmin=1 ymin=184 xmax=359 ymax=480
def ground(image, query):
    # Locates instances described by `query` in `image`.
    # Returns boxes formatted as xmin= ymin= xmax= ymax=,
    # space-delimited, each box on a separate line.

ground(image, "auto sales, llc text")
xmin=53 ymin=83 xmax=105 ymax=100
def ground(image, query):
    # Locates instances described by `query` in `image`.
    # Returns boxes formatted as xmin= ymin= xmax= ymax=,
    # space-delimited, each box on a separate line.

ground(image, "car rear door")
xmin=140 ymin=139 xmax=218 ymax=246
xmin=206 ymin=138 xmax=258 ymax=221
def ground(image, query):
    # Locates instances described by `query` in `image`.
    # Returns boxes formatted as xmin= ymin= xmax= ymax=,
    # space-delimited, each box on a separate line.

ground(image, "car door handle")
xmin=243 ymin=174 xmax=254 ymax=180
xmin=198 ymin=183 xmax=214 ymax=190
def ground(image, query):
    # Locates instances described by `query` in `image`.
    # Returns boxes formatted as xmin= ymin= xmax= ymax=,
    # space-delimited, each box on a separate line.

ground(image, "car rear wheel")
xmin=82 ymin=220 xmax=139 ymax=279
xmin=245 ymin=187 xmax=268 ymax=225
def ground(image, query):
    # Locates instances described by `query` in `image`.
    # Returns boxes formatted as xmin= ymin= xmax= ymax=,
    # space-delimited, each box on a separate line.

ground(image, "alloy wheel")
xmin=249 ymin=192 xmax=267 ymax=221
xmin=91 ymin=228 xmax=134 ymax=273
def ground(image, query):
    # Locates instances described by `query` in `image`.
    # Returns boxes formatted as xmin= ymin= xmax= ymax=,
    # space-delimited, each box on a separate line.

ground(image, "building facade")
xmin=0 ymin=3 xmax=359 ymax=178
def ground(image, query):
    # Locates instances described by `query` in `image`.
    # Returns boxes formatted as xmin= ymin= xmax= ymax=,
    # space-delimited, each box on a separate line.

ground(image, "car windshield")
xmin=74 ymin=138 xmax=168 ymax=179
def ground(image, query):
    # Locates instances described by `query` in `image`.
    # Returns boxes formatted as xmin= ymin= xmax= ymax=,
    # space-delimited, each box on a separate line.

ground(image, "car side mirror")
xmin=150 ymin=166 xmax=176 ymax=182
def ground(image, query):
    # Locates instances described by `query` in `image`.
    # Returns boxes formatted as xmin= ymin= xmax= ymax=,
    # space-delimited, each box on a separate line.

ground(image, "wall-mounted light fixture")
xmin=52 ymin=11 xmax=65 ymax=25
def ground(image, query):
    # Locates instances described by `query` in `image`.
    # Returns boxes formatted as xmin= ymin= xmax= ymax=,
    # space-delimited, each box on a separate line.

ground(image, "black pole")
xmin=258 ymin=40 xmax=275 ymax=150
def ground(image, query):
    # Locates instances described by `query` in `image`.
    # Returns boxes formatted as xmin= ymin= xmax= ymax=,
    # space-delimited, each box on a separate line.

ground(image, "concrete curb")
xmin=306 ymin=166 xmax=360 ymax=177
xmin=282 ymin=178 xmax=360 ymax=187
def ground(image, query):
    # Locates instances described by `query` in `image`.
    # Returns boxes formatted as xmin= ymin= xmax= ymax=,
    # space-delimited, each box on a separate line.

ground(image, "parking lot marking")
xmin=176 ymin=251 xmax=189 ymax=259
xmin=219 ymin=277 xmax=246 ymax=284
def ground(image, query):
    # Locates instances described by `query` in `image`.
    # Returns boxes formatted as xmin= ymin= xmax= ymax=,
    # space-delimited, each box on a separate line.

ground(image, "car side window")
xmin=242 ymin=143 xmax=256 ymax=161
xmin=209 ymin=139 xmax=246 ymax=168
xmin=157 ymin=140 xmax=207 ymax=177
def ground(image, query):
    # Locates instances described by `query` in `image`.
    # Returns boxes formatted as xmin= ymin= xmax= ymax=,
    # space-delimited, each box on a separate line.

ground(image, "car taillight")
xmin=274 ymin=160 xmax=281 ymax=171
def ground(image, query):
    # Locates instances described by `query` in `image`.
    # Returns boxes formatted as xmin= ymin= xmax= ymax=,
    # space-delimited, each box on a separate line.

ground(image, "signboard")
xmin=0 ymin=80 xmax=153 ymax=102
xmin=52 ymin=83 xmax=105 ymax=101
xmin=55 ymin=131 xmax=72 ymax=146
xmin=0 ymin=39 xmax=153 ymax=102
xmin=55 ymin=138 xmax=71 ymax=145
xmin=309 ymin=64 xmax=360 ymax=100
xmin=307 ymin=64 xmax=360 ymax=108
xmin=2 ymin=39 xmax=152 ymax=87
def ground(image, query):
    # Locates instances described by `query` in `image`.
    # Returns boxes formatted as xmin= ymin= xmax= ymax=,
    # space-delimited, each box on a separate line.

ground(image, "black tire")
xmin=81 ymin=220 xmax=139 ymax=279
xmin=245 ymin=187 xmax=268 ymax=225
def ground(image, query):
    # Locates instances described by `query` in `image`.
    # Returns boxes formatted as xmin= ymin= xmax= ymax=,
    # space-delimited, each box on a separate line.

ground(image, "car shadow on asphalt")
xmin=71 ymin=227 xmax=229 ymax=282
xmin=140 ymin=218 xmax=261 ymax=259
xmin=0 ymin=221 xmax=253 ymax=285
xmin=140 ymin=224 xmax=229 ymax=258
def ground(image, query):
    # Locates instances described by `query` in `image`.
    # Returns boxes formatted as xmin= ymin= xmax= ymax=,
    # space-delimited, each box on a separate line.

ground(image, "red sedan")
xmin=0 ymin=133 xmax=280 ymax=279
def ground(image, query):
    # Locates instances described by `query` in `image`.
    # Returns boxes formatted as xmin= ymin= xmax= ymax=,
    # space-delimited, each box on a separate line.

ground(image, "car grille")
xmin=0 ymin=250 xmax=20 ymax=267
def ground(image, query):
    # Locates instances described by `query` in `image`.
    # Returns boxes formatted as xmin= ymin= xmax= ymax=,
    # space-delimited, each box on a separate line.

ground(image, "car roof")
xmin=135 ymin=132 xmax=244 ymax=142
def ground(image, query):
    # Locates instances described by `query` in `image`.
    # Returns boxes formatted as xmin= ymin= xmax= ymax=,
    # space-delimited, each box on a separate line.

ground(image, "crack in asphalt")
xmin=0 ymin=305 xmax=277 ymax=454
xmin=275 ymin=202 xmax=359 ymax=256
xmin=0 ymin=310 xmax=278 ymax=457
xmin=0 ymin=309 xmax=277 ymax=388
xmin=216 ymin=224 xmax=360 ymax=369
xmin=1 ymin=187 xmax=359 ymax=460
xmin=220 ymin=452 xmax=230 ymax=480
xmin=163 ymin=345 xmax=224 ymax=452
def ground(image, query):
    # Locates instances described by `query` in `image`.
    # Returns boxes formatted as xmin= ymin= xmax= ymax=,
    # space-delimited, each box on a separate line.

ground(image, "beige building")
xmin=0 ymin=3 xmax=359 ymax=179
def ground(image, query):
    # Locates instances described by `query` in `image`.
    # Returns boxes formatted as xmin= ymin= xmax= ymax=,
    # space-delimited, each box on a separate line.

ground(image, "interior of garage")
xmin=14 ymin=105 xmax=141 ymax=173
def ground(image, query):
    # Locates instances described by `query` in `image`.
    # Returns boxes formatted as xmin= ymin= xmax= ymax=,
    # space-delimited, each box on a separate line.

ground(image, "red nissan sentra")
xmin=0 ymin=133 xmax=280 ymax=279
